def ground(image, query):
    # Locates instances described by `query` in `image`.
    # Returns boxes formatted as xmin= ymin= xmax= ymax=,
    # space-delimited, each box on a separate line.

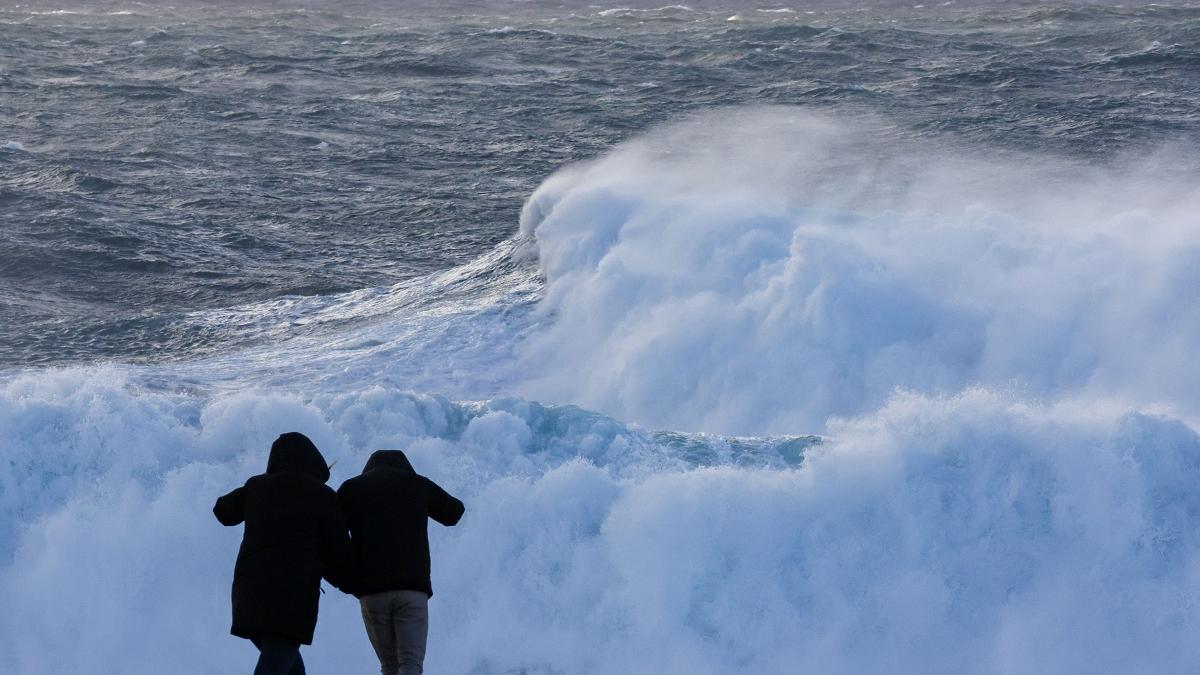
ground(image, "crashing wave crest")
xmin=3 ymin=109 xmax=1200 ymax=673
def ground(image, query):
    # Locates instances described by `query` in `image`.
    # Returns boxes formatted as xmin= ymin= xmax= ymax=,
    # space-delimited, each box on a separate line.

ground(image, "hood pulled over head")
xmin=267 ymin=432 xmax=330 ymax=483
xmin=363 ymin=449 xmax=415 ymax=475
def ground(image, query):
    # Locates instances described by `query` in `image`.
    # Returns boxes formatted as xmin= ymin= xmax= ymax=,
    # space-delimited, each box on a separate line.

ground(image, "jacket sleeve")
xmin=213 ymin=486 xmax=245 ymax=526
xmin=425 ymin=478 xmax=465 ymax=526
xmin=319 ymin=488 xmax=357 ymax=594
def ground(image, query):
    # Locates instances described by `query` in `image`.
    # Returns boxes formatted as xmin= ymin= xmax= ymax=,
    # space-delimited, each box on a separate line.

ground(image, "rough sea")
xmin=3 ymin=1 xmax=1200 ymax=673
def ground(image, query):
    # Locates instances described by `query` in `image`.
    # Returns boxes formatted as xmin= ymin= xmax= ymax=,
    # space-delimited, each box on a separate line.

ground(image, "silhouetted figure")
xmin=338 ymin=450 xmax=465 ymax=675
xmin=214 ymin=432 xmax=355 ymax=675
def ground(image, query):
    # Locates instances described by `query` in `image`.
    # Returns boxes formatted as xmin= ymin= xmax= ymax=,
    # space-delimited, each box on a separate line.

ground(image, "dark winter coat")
xmin=337 ymin=450 xmax=464 ymax=598
xmin=213 ymin=432 xmax=355 ymax=645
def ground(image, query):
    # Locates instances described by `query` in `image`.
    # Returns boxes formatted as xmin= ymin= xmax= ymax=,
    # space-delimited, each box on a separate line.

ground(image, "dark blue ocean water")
xmin=7 ymin=5 xmax=1200 ymax=673
xmin=2 ymin=0 xmax=1198 ymax=366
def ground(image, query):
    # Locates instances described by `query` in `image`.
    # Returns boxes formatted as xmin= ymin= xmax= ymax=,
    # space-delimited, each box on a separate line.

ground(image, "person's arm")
xmin=425 ymin=478 xmax=465 ymax=526
xmin=213 ymin=486 xmax=245 ymax=526
xmin=319 ymin=488 xmax=357 ymax=594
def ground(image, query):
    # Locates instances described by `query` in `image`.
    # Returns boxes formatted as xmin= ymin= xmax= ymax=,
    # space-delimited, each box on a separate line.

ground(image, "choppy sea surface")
xmin=3 ymin=2 xmax=1200 ymax=674
xmin=3 ymin=0 xmax=1198 ymax=366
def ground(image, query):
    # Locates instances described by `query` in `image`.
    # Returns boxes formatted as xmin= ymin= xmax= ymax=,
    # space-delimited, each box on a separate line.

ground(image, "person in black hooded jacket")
xmin=214 ymin=432 xmax=355 ymax=675
xmin=337 ymin=449 xmax=464 ymax=675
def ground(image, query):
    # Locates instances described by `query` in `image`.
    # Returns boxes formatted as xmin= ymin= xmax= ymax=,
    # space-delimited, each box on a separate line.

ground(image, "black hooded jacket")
xmin=213 ymin=432 xmax=355 ymax=645
xmin=337 ymin=450 xmax=464 ymax=598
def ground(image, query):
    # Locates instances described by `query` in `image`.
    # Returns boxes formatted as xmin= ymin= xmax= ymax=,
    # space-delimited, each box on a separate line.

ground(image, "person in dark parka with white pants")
xmin=214 ymin=432 xmax=356 ymax=675
xmin=338 ymin=449 xmax=464 ymax=675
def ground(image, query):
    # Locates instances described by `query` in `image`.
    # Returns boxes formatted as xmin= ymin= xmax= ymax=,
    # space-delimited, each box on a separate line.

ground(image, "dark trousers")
xmin=250 ymin=637 xmax=306 ymax=675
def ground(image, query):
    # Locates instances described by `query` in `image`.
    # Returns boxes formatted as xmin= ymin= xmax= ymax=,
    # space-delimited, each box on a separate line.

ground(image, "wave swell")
xmin=4 ymin=109 xmax=1200 ymax=673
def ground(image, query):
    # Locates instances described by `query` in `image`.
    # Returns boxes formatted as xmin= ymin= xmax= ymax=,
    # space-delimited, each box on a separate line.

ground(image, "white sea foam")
xmin=2 ymin=372 xmax=1198 ymax=673
xmin=474 ymin=26 xmax=558 ymax=37
xmin=597 ymin=6 xmax=695 ymax=18
xmin=3 ymin=107 xmax=1200 ymax=673
xmin=157 ymin=238 xmax=542 ymax=398
xmin=517 ymin=108 xmax=1200 ymax=435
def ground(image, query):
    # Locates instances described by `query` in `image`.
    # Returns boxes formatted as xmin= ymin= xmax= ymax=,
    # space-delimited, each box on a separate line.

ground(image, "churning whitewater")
xmin=4 ymin=109 xmax=1200 ymax=674
xmin=3 ymin=3 xmax=1200 ymax=674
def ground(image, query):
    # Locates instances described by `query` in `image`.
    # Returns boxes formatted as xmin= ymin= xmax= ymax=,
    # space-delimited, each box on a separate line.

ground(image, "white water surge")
xmin=518 ymin=109 xmax=1200 ymax=434
xmin=2 ymin=109 xmax=1199 ymax=673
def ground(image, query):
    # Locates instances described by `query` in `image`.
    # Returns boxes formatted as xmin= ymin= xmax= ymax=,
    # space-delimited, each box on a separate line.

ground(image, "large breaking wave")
xmin=3 ymin=109 xmax=1200 ymax=673
xmin=517 ymin=109 xmax=1200 ymax=435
